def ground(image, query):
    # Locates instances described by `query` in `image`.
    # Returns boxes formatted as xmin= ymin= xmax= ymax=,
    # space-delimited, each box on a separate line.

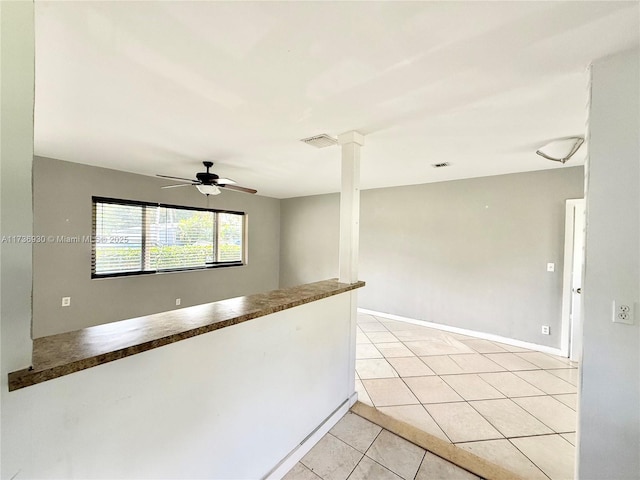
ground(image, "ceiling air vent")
xmin=300 ymin=134 xmax=338 ymax=148
xmin=432 ymin=162 xmax=451 ymax=168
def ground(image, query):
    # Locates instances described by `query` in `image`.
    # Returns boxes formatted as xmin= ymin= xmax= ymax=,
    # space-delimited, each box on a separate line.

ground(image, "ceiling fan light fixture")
xmin=536 ymin=137 xmax=584 ymax=164
xmin=196 ymin=184 xmax=221 ymax=196
xmin=158 ymin=161 xmax=256 ymax=195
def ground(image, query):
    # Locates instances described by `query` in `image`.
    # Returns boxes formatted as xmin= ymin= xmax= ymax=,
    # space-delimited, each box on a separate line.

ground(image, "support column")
xmin=337 ymin=131 xmax=364 ymax=406
xmin=338 ymin=131 xmax=364 ymax=284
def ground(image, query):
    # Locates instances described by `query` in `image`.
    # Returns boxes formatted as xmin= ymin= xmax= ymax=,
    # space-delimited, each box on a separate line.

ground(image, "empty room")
xmin=1 ymin=2 xmax=638 ymax=480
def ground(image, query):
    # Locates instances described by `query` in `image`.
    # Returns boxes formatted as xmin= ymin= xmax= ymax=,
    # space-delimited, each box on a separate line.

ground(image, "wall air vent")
xmin=300 ymin=134 xmax=338 ymax=148
xmin=432 ymin=162 xmax=450 ymax=168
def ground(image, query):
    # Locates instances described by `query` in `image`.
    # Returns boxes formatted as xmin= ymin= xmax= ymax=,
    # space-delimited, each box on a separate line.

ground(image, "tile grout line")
xmin=509 ymin=395 xmax=578 ymax=431
xmin=505 ymin=437 xmax=554 ymax=480
xmin=319 ymin=432 xmax=366 ymax=479
xmin=341 ymin=428 xmax=381 ymax=480
xmin=333 ymin=410 xmax=430 ymax=480
xmin=509 ymin=371 xmax=576 ymax=397
xmin=351 ymin=402 xmax=527 ymax=480
xmin=363 ymin=428 xmax=426 ymax=480
xmin=445 ymin=363 xmax=566 ymax=477
xmin=359 ymin=348 xmax=457 ymax=444
xmin=360 ymin=354 xmax=576 ymax=377
xmin=465 ymin=397 xmax=552 ymax=441
xmin=439 ymin=372 xmax=507 ymax=401
xmin=356 ymin=317 xmax=578 ymax=476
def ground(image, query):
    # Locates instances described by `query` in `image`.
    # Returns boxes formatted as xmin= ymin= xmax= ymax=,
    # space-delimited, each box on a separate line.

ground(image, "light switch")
xmin=547 ymin=263 xmax=555 ymax=272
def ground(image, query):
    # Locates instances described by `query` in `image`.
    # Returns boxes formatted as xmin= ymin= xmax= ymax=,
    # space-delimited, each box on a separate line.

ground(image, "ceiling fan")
xmin=157 ymin=161 xmax=257 ymax=196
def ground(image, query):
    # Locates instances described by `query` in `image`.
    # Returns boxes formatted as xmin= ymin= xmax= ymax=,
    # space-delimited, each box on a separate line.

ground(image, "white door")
xmin=569 ymin=200 xmax=586 ymax=361
xmin=561 ymin=199 xmax=586 ymax=359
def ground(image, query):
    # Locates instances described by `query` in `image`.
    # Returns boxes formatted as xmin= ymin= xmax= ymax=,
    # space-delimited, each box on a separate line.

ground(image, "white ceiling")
xmin=34 ymin=1 xmax=639 ymax=199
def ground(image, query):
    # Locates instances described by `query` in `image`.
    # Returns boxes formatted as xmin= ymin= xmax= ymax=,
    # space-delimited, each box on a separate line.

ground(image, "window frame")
xmin=91 ymin=196 xmax=246 ymax=279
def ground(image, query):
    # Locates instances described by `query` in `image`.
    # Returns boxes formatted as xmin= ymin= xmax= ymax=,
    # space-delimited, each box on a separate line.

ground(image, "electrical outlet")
xmin=613 ymin=301 xmax=634 ymax=325
xmin=541 ymin=325 xmax=550 ymax=335
xmin=175 ymin=298 xmax=181 ymax=306
xmin=61 ymin=297 xmax=71 ymax=307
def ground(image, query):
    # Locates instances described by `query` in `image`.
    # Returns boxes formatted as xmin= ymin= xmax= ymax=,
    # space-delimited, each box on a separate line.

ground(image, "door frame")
xmin=560 ymin=198 xmax=586 ymax=358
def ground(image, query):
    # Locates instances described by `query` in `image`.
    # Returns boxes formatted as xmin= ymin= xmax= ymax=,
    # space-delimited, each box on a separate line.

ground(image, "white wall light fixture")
xmin=536 ymin=137 xmax=585 ymax=164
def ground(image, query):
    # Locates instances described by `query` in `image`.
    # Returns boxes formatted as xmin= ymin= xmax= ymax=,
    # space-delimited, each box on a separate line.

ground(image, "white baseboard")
xmin=348 ymin=390 xmax=359 ymax=408
xmin=264 ymin=392 xmax=357 ymax=480
xmin=358 ymin=308 xmax=565 ymax=358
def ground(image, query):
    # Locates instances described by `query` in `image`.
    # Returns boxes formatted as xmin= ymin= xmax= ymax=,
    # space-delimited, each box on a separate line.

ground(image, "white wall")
xmin=1 ymin=8 xmax=354 ymax=477
xmin=1 ymin=3 xmax=37 ymax=473
xmin=578 ymin=49 xmax=639 ymax=479
xmin=2 ymin=294 xmax=353 ymax=479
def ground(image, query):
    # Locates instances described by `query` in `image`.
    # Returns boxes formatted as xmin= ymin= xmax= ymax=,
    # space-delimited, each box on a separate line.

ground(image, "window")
xmin=92 ymin=197 xmax=245 ymax=278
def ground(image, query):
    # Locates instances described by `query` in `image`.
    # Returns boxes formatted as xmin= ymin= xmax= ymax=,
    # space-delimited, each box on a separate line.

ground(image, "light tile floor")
xmin=283 ymin=412 xmax=480 ymax=480
xmin=354 ymin=314 xmax=578 ymax=480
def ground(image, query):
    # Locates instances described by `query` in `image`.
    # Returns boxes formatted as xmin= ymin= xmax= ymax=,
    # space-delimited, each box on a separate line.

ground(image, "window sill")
xmin=8 ymin=278 xmax=365 ymax=391
xmin=92 ymin=262 xmax=244 ymax=279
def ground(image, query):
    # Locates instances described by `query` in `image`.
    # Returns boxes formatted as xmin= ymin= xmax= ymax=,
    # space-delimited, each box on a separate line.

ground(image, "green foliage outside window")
xmin=93 ymin=198 xmax=244 ymax=276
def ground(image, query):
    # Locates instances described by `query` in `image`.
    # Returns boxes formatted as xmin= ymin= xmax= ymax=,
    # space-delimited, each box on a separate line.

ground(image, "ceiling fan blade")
xmin=219 ymin=184 xmax=257 ymax=194
xmin=214 ymin=177 xmax=236 ymax=185
xmin=161 ymin=183 xmax=197 ymax=189
xmin=156 ymin=174 xmax=198 ymax=183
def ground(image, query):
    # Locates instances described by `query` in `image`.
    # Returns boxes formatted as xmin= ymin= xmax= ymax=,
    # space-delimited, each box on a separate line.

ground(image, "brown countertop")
xmin=8 ymin=279 xmax=365 ymax=391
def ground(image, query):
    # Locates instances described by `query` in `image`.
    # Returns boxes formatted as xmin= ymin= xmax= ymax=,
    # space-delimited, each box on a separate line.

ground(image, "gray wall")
xmin=578 ymin=49 xmax=639 ymax=479
xmin=280 ymin=194 xmax=340 ymax=288
xmin=280 ymin=167 xmax=584 ymax=348
xmin=33 ymin=157 xmax=280 ymax=337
